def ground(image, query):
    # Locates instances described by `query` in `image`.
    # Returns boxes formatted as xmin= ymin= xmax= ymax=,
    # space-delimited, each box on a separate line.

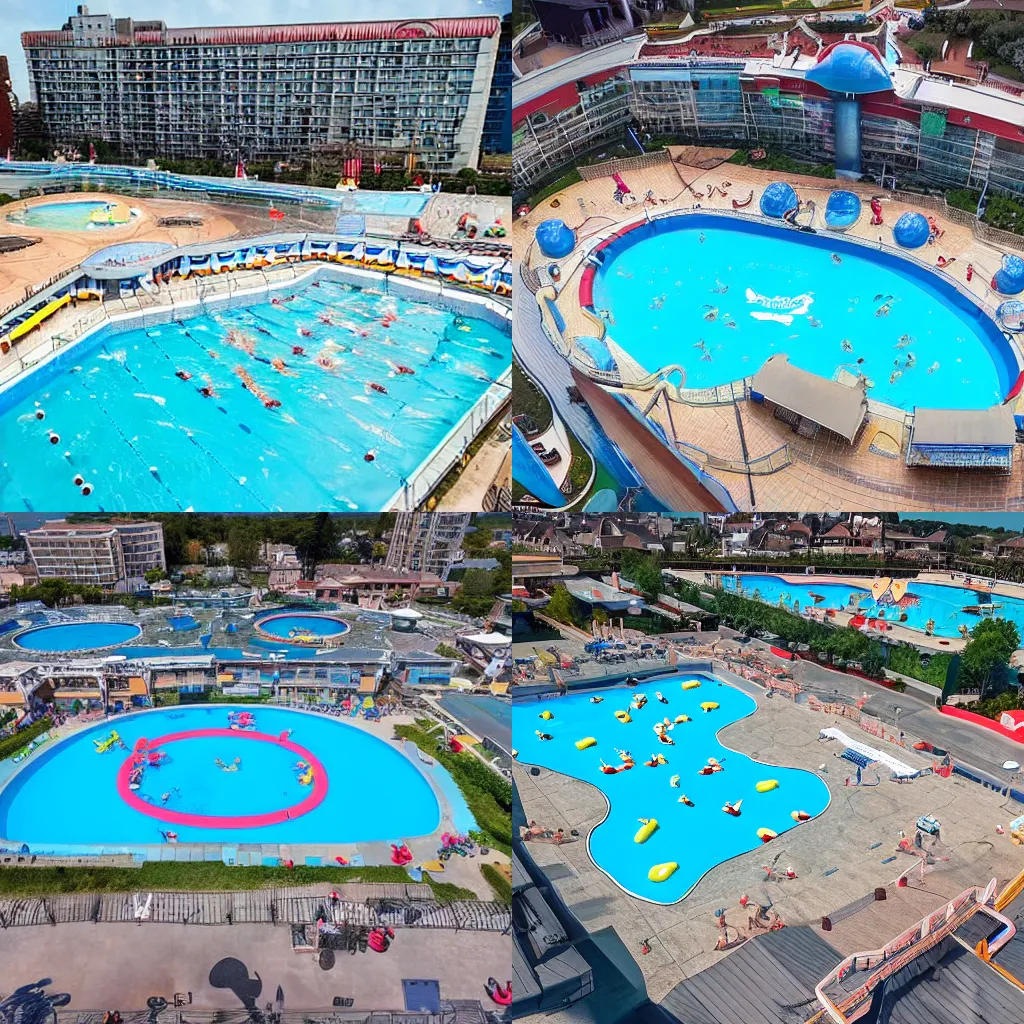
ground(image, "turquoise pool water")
xmin=0 ymin=706 xmax=440 ymax=846
xmin=8 ymin=201 xmax=128 ymax=231
xmin=257 ymin=614 xmax=350 ymax=638
xmin=13 ymin=621 xmax=142 ymax=652
xmin=591 ymin=214 xmax=1016 ymax=410
xmin=0 ymin=277 xmax=508 ymax=510
xmin=336 ymin=192 xmax=430 ymax=216
xmin=723 ymin=574 xmax=1024 ymax=640
xmin=512 ymin=674 xmax=830 ymax=903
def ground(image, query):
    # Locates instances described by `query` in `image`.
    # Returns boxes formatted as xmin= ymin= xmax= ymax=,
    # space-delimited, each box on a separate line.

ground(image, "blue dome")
xmin=824 ymin=190 xmax=861 ymax=230
xmin=759 ymin=181 xmax=798 ymax=219
xmin=892 ymin=212 xmax=930 ymax=250
xmin=998 ymin=299 xmax=1024 ymax=330
xmin=535 ymin=218 xmax=576 ymax=259
xmin=806 ymin=42 xmax=892 ymax=95
xmin=994 ymin=255 xmax=1024 ymax=296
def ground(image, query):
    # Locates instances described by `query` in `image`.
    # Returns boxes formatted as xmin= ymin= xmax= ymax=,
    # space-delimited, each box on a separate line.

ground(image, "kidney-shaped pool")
xmin=0 ymin=706 xmax=440 ymax=847
xmin=586 ymin=213 xmax=1019 ymax=411
xmin=513 ymin=674 xmax=830 ymax=904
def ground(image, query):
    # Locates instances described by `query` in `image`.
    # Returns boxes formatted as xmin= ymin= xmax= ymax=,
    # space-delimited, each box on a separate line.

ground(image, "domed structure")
xmin=892 ymin=212 xmax=930 ymax=250
xmin=993 ymin=255 xmax=1024 ymax=296
xmin=824 ymin=190 xmax=861 ymax=230
xmin=806 ymin=41 xmax=892 ymax=95
xmin=997 ymin=299 xmax=1024 ymax=331
xmin=759 ymin=182 xmax=798 ymax=219
xmin=535 ymin=219 xmax=576 ymax=259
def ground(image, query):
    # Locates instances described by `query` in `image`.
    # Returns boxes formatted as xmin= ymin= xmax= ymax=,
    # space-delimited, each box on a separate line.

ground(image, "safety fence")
xmin=48 ymin=1004 xmax=497 ymax=1024
xmin=0 ymin=889 xmax=509 ymax=931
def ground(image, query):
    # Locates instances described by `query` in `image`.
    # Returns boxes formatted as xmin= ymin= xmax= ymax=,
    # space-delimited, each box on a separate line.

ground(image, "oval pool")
xmin=587 ymin=213 xmax=1017 ymax=411
xmin=0 ymin=705 xmax=440 ymax=845
xmin=7 ymin=200 xmax=129 ymax=231
xmin=13 ymin=620 xmax=143 ymax=652
xmin=723 ymin=573 xmax=1024 ymax=640
xmin=513 ymin=673 xmax=830 ymax=904
xmin=256 ymin=613 xmax=350 ymax=641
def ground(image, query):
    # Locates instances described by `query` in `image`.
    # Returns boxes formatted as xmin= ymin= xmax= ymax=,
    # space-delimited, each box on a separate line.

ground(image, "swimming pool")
xmin=722 ymin=574 xmax=1024 ymax=640
xmin=13 ymin=620 xmax=142 ymax=652
xmin=336 ymin=192 xmax=431 ymax=216
xmin=587 ymin=213 xmax=1017 ymax=411
xmin=0 ymin=706 xmax=440 ymax=846
xmin=256 ymin=613 xmax=350 ymax=642
xmin=7 ymin=201 xmax=131 ymax=231
xmin=512 ymin=674 xmax=829 ymax=903
xmin=0 ymin=277 xmax=509 ymax=510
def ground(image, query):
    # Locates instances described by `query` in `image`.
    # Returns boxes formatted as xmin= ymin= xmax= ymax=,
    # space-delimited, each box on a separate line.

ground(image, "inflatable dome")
xmin=535 ymin=219 xmax=576 ymax=259
xmin=806 ymin=41 xmax=892 ymax=95
xmin=892 ymin=212 xmax=930 ymax=250
xmin=760 ymin=182 xmax=798 ymax=219
xmin=997 ymin=299 xmax=1024 ymax=331
xmin=824 ymin=190 xmax=861 ymax=230
xmin=993 ymin=254 xmax=1024 ymax=296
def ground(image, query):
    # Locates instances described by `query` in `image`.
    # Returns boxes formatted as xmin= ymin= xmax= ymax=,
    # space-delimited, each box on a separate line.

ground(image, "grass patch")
xmin=395 ymin=721 xmax=512 ymax=856
xmin=563 ymin=423 xmax=594 ymax=499
xmin=728 ymin=148 xmax=835 ymax=179
xmin=481 ymin=863 xmax=512 ymax=904
xmin=0 ymin=862 xmax=476 ymax=901
xmin=512 ymin=361 xmax=554 ymax=437
xmin=525 ymin=169 xmax=584 ymax=211
xmin=887 ymin=645 xmax=950 ymax=688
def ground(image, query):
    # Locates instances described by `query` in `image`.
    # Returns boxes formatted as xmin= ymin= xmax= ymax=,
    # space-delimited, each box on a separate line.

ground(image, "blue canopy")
xmin=806 ymin=43 xmax=892 ymax=95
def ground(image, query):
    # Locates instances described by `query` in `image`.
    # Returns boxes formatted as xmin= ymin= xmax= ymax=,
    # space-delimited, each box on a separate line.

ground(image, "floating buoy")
xmin=73 ymin=474 xmax=84 ymax=487
xmin=648 ymin=862 xmax=678 ymax=883
xmin=81 ymin=482 xmax=93 ymax=496
xmin=575 ymin=737 xmax=597 ymax=750
xmin=539 ymin=710 xmax=553 ymax=720
xmin=47 ymin=431 xmax=60 ymax=445
xmin=669 ymin=774 xmax=680 ymax=788
xmin=614 ymin=710 xmax=631 ymax=723
xmin=757 ymin=828 xmax=778 ymax=843
xmin=756 ymin=780 xmax=779 ymax=793
xmin=674 ymin=714 xmax=690 ymax=723
xmin=682 ymin=680 xmax=701 ymax=690
xmin=722 ymin=800 xmax=742 ymax=816
xmin=791 ymin=810 xmax=811 ymax=822
xmin=34 ymin=408 xmax=45 ymax=420
xmin=701 ymin=702 xmax=719 ymax=712
xmin=634 ymin=818 xmax=659 ymax=843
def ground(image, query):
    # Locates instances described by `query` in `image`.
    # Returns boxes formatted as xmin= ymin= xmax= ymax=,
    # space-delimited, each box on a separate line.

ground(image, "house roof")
xmin=911 ymin=406 xmax=1017 ymax=447
xmin=752 ymin=354 xmax=867 ymax=443
xmin=822 ymin=523 xmax=852 ymax=538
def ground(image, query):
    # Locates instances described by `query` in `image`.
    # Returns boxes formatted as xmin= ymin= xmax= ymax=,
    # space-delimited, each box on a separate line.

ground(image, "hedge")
xmin=0 ymin=716 xmax=53 ymax=762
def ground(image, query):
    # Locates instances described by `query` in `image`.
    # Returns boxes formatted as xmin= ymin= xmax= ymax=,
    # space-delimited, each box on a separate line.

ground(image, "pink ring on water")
xmin=116 ymin=728 xmax=328 ymax=828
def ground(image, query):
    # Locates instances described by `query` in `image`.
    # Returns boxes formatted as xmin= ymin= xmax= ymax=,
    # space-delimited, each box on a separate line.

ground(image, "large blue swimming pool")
xmin=0 ymin=706 xmax=440 ymax=846
xmin=0 ymin=277 xmax=508 ymax=510
xmin=590 ymin=214 xmax=1017 ymax=410
xmin=512 ymin=674 xmax=830 ymax=903
xmin=13 ymin=621 xmax=142 ymax=652
xmin=257 ymin=613 xmax=350 ymax=639
xmin=723 ymin=574 xmax=1024 ymax=639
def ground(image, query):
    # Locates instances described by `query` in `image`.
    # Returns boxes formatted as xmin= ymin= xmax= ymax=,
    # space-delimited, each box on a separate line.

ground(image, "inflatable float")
xmin=634 ymin=818 xmax=659 ymax=843
xmin=757 ymin=828 xmax=778 ymax=843
xmin=575 ymin=737 xmax=597 ymax=750
xmin=648 ymin=862 xmax=678 ymax=883
xmin=94 ymin=731 xmax=122 ymax=753
xmin=675 ymin=714 xmax=690 ymax=723
xmin=722 ymin=800 xmax=742 ymax=816
xmin=644 ymin=753 xmax=668 ymax=767
xmin=390 ymin=843 xmax=414 ymax=866
xmin=682 ymin=680 xmax=701 ymax=690
xmin=486 ymin=979 xmax=512 ymax=1007
xmin=701 ymin=702 xmax=719 ymax=712
xmin=539 ymin=710 xmax=553 ymax=720
xmin=791 ymin=810 xmax=811 ymax=822
xmin=755 ymin=780 xmax=779 ymax=793
xmin=368 ymin=926 xmax=395 ymax=953
xmin=614 ymin=710 xmax=632 ymax=723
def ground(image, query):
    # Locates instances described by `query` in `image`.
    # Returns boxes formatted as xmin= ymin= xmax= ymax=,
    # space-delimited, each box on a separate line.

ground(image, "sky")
xmin=0 ymin=0 xmax=510 ymax=100
xmin=900 ymin=513 xmax=1024 ymax=530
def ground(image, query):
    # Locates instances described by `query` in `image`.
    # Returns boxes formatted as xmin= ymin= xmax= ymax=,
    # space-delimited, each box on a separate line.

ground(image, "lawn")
xmin=512 ymin=361 xmax=554 ymax=437
xmin=0 ymin=862 xmax=477 ymax=901
xmin=480 ymin=863 xmax=512 ymax=905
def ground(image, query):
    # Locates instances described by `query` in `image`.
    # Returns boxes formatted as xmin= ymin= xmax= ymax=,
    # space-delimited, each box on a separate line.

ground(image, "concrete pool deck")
xmin=513 ymin=660 xmax=1024 ymax=1010
xmin=514 ymin=154 xmax=1024 ymax=511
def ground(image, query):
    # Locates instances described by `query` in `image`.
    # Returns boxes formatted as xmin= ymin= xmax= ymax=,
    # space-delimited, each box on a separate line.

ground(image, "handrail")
xmin=811 ymin=878 xmax=1002 ymax=1024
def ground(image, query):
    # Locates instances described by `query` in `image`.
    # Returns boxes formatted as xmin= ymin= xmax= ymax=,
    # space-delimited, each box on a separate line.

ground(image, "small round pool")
xmin=8 ymin=200 xmax=131 ymax=231
xmin=256 ymin=613 xmax=350 ymax=643
xmin=13 ymin=621 xmax=143 ymax=652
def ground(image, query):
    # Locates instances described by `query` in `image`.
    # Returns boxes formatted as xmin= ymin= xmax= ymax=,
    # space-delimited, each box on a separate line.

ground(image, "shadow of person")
xmin=208 ymin=958 xmax=262 ymax=1011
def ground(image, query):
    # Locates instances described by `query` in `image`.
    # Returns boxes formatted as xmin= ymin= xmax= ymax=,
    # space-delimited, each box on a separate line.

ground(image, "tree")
xmin=228 ymin=520 xmax=262 ymax=569
xmin=144 ymin=568 xmax=167 ymax=583
xmin=372 ymin=542 xmax=387 ymax=562
xmin=960 ymin=617 xmax=1021 ymax=698
xmin=296 ymin=513 xmax=340 ymax=580
xmin=621 ymin=551 xmax=663 ymax=602
xmin=545 ymin=584 xmax=579 ymax=628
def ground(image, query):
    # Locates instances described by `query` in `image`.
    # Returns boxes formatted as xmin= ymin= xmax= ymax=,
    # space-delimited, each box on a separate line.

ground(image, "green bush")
xmin=0 ymin=716 xmax=54 ymax=762
xmin=887 ymin=644 xmax=950 ymax=687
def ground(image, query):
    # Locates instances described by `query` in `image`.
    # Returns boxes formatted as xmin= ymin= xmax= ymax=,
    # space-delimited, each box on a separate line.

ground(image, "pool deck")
xmin=513 ymin=660 xmax=1024 ymax=1013
xmin=514 ymin=154 xmax=1024 ymax=511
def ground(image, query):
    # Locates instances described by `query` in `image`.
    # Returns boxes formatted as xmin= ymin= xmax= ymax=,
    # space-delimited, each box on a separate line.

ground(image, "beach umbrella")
xmin=396 ymin=250 xmax=410 ymax=270
xmin=424 ymin=255 xmax=439 ymax=276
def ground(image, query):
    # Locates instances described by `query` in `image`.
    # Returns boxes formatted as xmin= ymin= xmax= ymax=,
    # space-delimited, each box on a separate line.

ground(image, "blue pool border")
xmin=514 ymin=668 xmax=832 ymax=906
xmin=12 ymin=620 xmax=144 ymax=653
xmin=0 ymin=703 xmax=458 ymax=860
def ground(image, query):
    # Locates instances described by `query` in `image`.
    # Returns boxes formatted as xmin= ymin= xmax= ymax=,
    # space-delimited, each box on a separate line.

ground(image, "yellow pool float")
xmin=674 ymin=714 xmax=690 ymax=724
xmin=757 ymin=828 xmax=778 ymax=843
xmin=700 ymin=702 xmax=719 ymax=712
xmin=755 ymin=780 xmax=779 ymax=793
xmin=575 ymin=737 xmax=597 ymax=750
xmin=614 ymin=710 xmax=632 ymax=723
xmin=648 ymin=862 xmax=678 ymax=883
xmin=682 ymin=680 xmax=701 ymax=690
xmin=634 ymin=818 xmax=659 ymax=843
xmin=539 ymin=710 xmax=554 ymax=720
